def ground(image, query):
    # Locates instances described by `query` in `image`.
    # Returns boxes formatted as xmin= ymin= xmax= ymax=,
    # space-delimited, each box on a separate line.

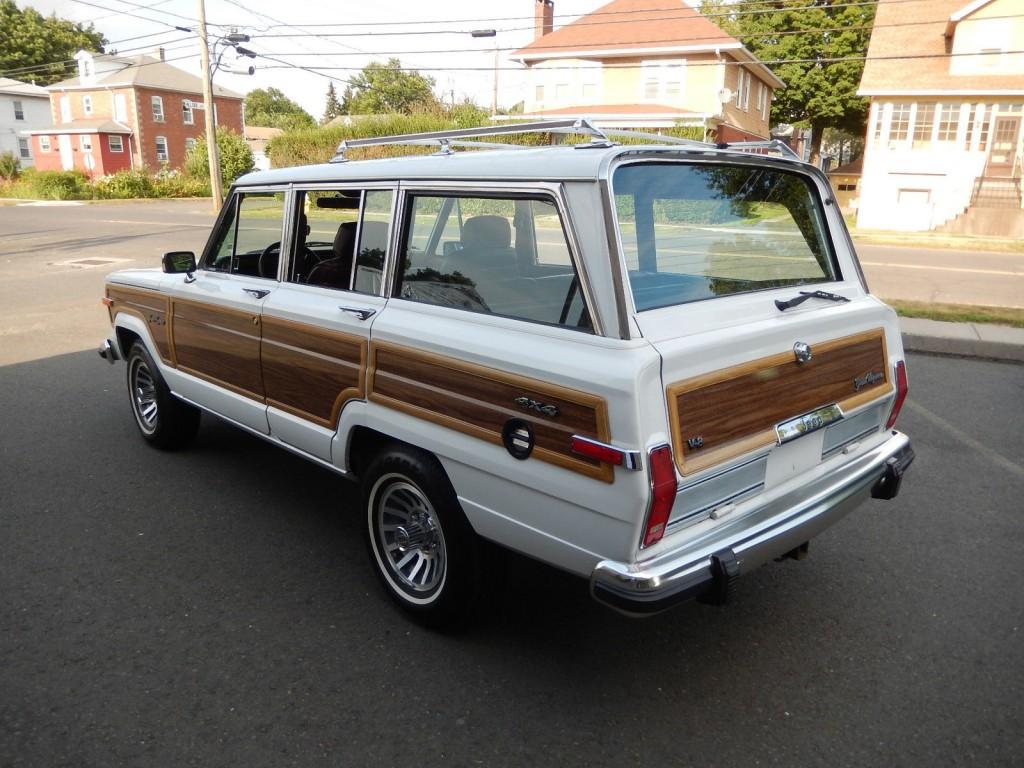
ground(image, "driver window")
xmin=204 ymin=191 xmax=286 ymax=279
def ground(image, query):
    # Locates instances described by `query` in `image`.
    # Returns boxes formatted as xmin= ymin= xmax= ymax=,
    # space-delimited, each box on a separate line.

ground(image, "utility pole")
xmin=197 ymin=0 xmax=222 ymax=210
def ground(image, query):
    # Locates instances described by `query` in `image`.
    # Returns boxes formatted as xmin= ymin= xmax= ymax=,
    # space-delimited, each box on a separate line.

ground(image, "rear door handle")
xmin=339 ymin=306 xmax=376 ymax=321
xmin=243 ymin=288 xmax=271 ymax=299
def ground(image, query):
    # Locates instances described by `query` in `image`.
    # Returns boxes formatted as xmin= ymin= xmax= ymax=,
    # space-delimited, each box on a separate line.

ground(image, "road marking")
xmin=906 ymin=399 xmax=1024 ymax=480
xmin=861 ymin=261 xmax=1022 ymax=277
xmin=99 ymin=219 xmax=211 ymax=227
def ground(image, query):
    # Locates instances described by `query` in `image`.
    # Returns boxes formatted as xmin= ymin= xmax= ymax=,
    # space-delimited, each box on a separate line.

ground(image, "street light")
xmin=471 ymin=29 xmax=498 ymax=116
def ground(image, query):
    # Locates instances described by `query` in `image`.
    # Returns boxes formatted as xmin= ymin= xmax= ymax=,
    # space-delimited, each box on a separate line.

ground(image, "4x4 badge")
xmin=514 ymin=396 xmax=559 ymax=418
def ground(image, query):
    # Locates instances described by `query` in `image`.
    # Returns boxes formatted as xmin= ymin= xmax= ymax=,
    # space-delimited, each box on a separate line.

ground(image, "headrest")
xmin=462 ymin=215 xmax=511 ymax=250
xmin=333 ymin=220 xmax=358 ymax=260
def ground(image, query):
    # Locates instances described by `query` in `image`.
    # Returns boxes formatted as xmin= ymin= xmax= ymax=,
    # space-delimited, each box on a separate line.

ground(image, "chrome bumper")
xmin=591 ymin=431 xmax=915 ymax=616
xmin=97 ymin=338 xmax=119 ymax=364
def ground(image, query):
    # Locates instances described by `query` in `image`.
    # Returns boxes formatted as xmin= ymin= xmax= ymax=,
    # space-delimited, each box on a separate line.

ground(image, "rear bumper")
xmin=98 ymin=337 xmax=120 ymax=364
xmin=590 ymin=431 xmax=914 ymax=616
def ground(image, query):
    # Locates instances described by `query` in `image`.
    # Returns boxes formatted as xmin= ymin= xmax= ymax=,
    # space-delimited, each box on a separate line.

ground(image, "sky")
xmin=18 ymin=0 xmax=643 ymax=118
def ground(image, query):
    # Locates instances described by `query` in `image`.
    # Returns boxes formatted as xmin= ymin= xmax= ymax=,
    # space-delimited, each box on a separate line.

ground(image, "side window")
xmin=203 ymin=191 xmax=286 ymax=279
xmin=289 ymin=188 xmax=393 ymax=294
xmin=394 ymin=194 xmax=591 ymax=331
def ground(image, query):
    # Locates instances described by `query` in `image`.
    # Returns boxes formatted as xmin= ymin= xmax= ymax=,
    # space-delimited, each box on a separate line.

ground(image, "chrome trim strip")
xmin=677 ymin=451 xmax=770 ymax=493
xmin=775 ymin=403 xmax=845 ymax=445
xmin=822 ymin=425 xmax=880 ymax=459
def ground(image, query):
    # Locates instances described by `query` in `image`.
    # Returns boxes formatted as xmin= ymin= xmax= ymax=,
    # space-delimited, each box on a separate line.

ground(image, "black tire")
xmin=362 ymin=446 xmax=483 ymax=629
xmin=125 ymin=341 xmax=200 ymax=450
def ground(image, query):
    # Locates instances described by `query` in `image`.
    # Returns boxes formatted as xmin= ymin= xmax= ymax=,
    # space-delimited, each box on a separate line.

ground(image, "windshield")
xmin=613 ymin=162 xmax=837 ymax=311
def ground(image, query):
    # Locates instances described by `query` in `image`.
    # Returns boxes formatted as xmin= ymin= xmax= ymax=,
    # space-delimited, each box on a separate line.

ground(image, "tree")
xmin=183 ymin=128 xmax=254 ymax=187
xmin=340 ymin=58 xmax=439 ymax=115
xmin=0 ymin=1 xmax=106 ymax=86
xmin=701 ymin=0 xmax=875 ymax=165
xmin=244 ymin=87 xmax=315 ymax=131
xmin=322 ymin=82 xmax=343 ymax=124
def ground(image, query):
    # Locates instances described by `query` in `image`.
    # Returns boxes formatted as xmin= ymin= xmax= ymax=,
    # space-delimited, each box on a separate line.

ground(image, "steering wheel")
xmin=258 ymin=241 xmax=320 ymax=279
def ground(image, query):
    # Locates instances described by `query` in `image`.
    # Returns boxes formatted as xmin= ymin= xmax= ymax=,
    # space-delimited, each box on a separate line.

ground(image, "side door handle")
xmin=339 ymin=306 xmax=376 ymax=321
xmin=243 ymin=288 xmax=271 ymax=299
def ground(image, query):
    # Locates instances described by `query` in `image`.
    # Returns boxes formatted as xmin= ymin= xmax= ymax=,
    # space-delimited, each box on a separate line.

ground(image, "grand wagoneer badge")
xmin=853 ymin=370 xmax=885 ymax=391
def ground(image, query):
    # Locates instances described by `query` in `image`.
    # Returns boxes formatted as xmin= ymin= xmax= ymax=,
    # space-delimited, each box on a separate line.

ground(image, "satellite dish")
xmin=718 ymin=87 xmax=734 ymax=104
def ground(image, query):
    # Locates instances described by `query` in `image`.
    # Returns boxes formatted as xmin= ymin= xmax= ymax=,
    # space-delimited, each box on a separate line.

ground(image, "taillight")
xmin=886 ymin=360 xmax=908 ymax=429
xmin=642 ymin=445 xmax=677 ymax=548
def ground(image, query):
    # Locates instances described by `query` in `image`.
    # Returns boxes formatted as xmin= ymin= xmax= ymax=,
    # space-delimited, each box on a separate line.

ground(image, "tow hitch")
xmin=871 ymin=442 xmax=915 ymax=500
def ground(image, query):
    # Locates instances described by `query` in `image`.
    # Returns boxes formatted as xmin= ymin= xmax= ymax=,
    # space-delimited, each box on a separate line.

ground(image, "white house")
xmin=856 ymin=0 xmax=1024 ymax=236
xmin=0 ymin=78 xmax=51 ymax=169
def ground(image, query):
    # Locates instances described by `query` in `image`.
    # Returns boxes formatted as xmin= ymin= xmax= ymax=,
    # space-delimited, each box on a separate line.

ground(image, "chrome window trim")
xmin=278 ymin=182 xmax=399 ymax=298
xmin=392 ymin=180 xmax=604 ymax=337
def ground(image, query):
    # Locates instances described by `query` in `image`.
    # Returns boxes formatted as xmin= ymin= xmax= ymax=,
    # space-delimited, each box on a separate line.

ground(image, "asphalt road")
xmin=1 ymin=343 xmax=1022 ymax=765
xmin=0 ymin=200 xmax=1021 ymax=368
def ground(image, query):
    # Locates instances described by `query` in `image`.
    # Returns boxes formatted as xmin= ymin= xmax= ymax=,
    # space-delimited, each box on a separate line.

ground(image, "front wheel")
xmin=126 ymin=341 xmax=200 ymax=450
xmin=363 ymin=447 xmax=483 ymax=629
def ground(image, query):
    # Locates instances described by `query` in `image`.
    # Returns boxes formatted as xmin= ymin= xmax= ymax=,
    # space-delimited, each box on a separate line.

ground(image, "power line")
xmin=69 ymin=0 xmax=190 ymax=31
xmin=0 ymin=37 xmax=196 ymax=79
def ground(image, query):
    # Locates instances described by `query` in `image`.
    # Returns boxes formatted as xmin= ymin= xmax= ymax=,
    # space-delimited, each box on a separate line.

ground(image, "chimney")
xmin=153 ymin=47 xmax=165 ymax=62
xmin=534 ymin=0 xmax=554 ymax=40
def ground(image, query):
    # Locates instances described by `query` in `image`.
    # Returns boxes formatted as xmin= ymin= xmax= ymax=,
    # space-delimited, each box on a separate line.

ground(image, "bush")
xmin=94 ymin=170 xmax=155 ymax=199
xmin=17 ymin=168 xmax=92 ymax=200
xmin=152 ymin=172 xmax=209 ymax=198
xmin=184 ymin=128 xmax=254 ymax=186
xmin=0 ymin=151 xmax=20 ymax=181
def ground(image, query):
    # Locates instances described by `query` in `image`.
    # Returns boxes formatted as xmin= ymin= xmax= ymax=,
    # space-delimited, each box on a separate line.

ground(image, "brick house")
xmin=29 ymin=49 xmax=244 ymax=177
xmin=509 ymin=0 xmax=784 ymax=140
xmin=856 ymin=0 xmax=1024 ymax=235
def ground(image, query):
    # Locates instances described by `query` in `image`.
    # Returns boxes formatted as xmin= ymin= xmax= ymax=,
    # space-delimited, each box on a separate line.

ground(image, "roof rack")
xmin=328 ymin=118 xmax=803 ymax=163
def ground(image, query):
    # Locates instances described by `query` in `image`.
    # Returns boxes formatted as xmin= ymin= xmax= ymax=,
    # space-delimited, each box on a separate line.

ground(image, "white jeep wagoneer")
xmin=99 ymin=120 xmax=914 ymax=626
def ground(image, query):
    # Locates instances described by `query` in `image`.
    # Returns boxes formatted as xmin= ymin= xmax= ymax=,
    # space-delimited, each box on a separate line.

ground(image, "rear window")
xmin=613 ymin=162 xmax=837 ymax=311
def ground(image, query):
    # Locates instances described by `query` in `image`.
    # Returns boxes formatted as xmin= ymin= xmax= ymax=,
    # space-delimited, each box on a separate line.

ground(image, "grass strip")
xmin=887 ymin=299 xmax=1024 ymax=328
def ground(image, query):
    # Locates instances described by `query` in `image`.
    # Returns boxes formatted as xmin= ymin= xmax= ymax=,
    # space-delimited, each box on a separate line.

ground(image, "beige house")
xmin=857 ymin=0 xmax=1024 ymax=235
xmin=510 ymin=0 xmax=784 ymax=141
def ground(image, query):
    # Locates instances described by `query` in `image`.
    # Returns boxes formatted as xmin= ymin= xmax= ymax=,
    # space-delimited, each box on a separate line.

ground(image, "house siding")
xmin=0 ymin=91 xmax=50 ymax=168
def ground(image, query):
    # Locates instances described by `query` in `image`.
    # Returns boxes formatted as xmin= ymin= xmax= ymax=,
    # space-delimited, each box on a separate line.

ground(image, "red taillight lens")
xmin=642 ymin=445 xmax=677 ymax=548
xmin=886 ymin=360 xmax=908 ymax=429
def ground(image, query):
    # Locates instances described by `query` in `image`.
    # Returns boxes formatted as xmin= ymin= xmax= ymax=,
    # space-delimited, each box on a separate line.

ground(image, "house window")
xmin=13 ymin=100 xmax=24 ymax=120
xmin=837 ymin=183 xmax=858 ymax=192
xmin=888 ymin=103 xmax=912 ymax=147
xmin=978 ymin=107 xmax=992 ymax=150
xmin=762 ymin=85 xmax=770 ymax=120
xmin=872 ymin=105 xmax=883 ymax=143
xmin=912 ymin=104 xmax=935 ymax=148
xmin=555 ymin=83 xmax=569 ymax=101
xmin=83 ymin=95 xmax=93 ymax=116
xmin=114 ymin=94 xmax=127 ymax=122
xmin=535 ymin=84 xmax=544 ymax=102
xmin=641 ymin=60 xmax=685 ymax=103
xmin=108 ymin=135 xmax=124 ymax=153
xmin=151 ymin=95 xmax=164 ymax=122
xmin=155 ymin=136 xmax=168 ymax=163
xmin=185 ymin=138 xmax=197 ymax=153
xmin=80 ymin=135 xmax=92 ymax=152
xmin=18 ymin=138 xmax=30 ymax=159
xmin=40 ymin=136 xmax=51 ymax=152
xmin=742 ymin=72 xmax=751 ymax=111
xmin=643 ymin=69 xmax=659 ymax=101
xmin=182 ymin=100 xmax=194 ymax=125
xmin=756 ymin=82 xmax=764 ymax=112
xmin=937 ymin=104 xmax=960 ymax=142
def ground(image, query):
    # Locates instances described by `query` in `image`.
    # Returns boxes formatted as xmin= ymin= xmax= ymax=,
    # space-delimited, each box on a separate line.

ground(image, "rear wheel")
xmin=126 ymin=341 xmax=200 ymax=449
xmin=363 ymin=446 xmax=483 ymax=629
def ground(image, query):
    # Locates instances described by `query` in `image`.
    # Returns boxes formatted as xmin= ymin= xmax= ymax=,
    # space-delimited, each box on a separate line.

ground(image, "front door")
xmin=986 ymin=116 xmax=1021 ymax=177
xmin=259 ymin=186 xmax=394 ymax=461
xmin=57 ymin=134 xmax=73 ymax=170
xmin=167 ymin=188 xmax=288 ymax=434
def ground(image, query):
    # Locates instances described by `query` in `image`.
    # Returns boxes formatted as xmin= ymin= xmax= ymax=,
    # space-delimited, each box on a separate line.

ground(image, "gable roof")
xmin=859 ymin=0 xmax=1024 ymax=95
xmin=512 ymin=0 xmax=783 ymax=88
xmin=0 ymin=77 xmax=49 ymax=98
xmin=47 ymin=54 xmax=243 ymax=99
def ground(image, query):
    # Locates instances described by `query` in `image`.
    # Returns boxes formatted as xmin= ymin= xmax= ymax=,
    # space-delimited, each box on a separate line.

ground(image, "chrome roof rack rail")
xmin=330 ymin=118 xmax=610 ymax=162
xmin=598 ymin=128 xmax=712 ymax=150
xmin=716 ymin=139 xmax=803 ymax=161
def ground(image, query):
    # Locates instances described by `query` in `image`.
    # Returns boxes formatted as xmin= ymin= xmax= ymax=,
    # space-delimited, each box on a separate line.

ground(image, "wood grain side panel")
xmin=668 ymin=329 xmax=892 ymax=475
xmin=261 ymin=315 xmax=366 ymax=428
xmin=106 ymin=286 xmax=172 ymax=363
xmin=369 ymin=343 xmax=613 ymax=483
xmin=171 ymin=298 xmax=264 ymax=399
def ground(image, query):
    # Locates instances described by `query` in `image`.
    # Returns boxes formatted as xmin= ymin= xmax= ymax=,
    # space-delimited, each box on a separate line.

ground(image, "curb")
xmin=900 ymin=317 xmax=1024 ymax=364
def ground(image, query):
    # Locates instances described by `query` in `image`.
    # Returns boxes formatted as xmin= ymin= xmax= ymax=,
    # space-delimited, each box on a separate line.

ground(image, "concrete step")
xmin=938 ymin=206 xmax=1024 ymax=236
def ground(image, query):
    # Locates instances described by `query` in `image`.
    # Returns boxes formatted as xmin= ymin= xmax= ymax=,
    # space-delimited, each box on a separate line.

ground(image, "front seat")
xmin=443 ymin=215 xmax=516 ymax=280
xmin=307 ymin=220 xmax=358 ymax=289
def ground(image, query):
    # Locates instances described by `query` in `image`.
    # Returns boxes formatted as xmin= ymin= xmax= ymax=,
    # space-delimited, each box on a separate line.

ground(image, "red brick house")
xmin=29 ymin=49 xmax=244 ymax=177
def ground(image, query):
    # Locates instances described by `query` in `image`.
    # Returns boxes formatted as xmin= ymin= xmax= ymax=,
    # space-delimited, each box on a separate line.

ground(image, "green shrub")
xmin=152 ymin=172 xmax=209 ymax=198
xmin=0 ymin=151 xmax=20 ymax=181
xmin=94 ymin=170 xmax=155 ymax=199
xmin=184 ymin=128 xmax=254 ymax=186
xmin=17 ymin=168 xmax=92 ymax=200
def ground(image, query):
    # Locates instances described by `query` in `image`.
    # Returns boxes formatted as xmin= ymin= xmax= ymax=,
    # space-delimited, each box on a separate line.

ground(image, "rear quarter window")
xmin=613 ymin=162 xmax=837 ymax=311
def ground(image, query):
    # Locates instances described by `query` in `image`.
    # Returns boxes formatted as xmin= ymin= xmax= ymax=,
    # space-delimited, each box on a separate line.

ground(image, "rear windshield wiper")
xmin=775 ymin=290 xmax=850 ymax=312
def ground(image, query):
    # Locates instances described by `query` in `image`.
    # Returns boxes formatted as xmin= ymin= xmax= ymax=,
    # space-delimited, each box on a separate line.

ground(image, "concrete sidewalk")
xmin=901 ymin=316 xmax=1024 ymax=363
